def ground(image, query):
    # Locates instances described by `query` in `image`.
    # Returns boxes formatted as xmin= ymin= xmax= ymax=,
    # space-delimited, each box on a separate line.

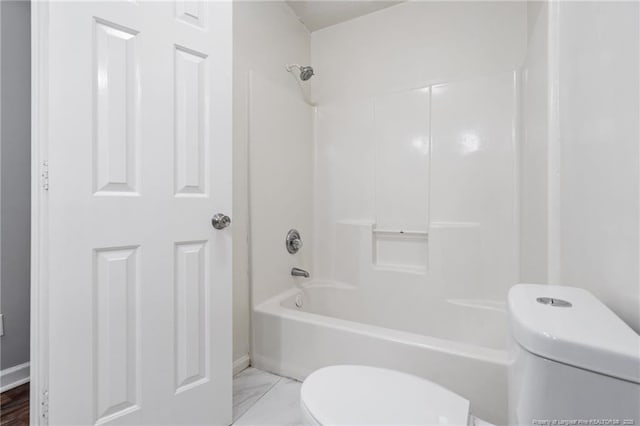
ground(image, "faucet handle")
xmin=286 ymin=229 xmax=303 ymax=254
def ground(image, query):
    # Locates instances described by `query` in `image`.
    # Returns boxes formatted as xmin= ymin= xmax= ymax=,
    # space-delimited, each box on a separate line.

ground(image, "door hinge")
xmin=41 ymin=389 xmax=49 ymax=424
xmin=41 ymin=161 xmax=49 ymax=191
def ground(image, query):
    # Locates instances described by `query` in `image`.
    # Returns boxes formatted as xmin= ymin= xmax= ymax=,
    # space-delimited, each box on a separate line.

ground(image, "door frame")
xmin=30 ymin=0 xmax=49 ymax=423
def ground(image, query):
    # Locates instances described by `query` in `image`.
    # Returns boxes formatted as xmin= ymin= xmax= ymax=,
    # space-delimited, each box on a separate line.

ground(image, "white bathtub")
xmin=252 ymin=282 xmax=509 ymax=425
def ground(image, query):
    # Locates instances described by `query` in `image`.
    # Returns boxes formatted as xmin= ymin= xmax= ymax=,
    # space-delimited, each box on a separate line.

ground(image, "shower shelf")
xmin=372 ymin=226 xmax=428 ymax=272
xmin=372 ymin=228 xmax=428 ymax=237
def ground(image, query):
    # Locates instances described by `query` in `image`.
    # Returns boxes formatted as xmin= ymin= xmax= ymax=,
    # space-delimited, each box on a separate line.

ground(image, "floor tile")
xmin=233 ymin=378 xmax=309 ymax=426
xmin=233 ymin=367 xmax=282 ymax=422
xmin=471 ymin=415 xmax=495 ymax=426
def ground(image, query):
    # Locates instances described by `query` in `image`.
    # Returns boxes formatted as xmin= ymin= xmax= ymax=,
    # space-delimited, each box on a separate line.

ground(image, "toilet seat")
xmin=300 ymin=365 xmax=470 ymax=425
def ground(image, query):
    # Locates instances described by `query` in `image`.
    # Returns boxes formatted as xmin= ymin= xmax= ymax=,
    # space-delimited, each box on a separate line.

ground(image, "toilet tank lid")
xmin=508 ymin=284 xmax=640 ymax=384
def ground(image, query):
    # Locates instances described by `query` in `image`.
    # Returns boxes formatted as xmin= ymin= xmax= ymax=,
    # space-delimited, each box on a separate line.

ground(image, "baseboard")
xmin=0 ymin=362 xmax=30 ymax=393
xmin=233 ymin=354 xmax=251 ymax=376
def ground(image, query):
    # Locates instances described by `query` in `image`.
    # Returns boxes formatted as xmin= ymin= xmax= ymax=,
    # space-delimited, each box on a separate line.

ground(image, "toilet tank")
xmin=508 ymin=284 xmax=640 ymax=426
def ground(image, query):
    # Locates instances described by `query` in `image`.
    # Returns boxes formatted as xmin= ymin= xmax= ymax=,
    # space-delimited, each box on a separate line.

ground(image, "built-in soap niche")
xmin=372 ymin=227 xmax=428 ymax=273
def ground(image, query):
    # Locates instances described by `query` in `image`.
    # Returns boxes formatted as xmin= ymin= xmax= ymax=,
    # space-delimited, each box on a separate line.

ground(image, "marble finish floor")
xmin=0 ymin=367 xmax=495 ymax=426
xmin=232 ymin=367 xmax=309 ymax=425
xmin=232 ymin=367 xmax=496 ymax=426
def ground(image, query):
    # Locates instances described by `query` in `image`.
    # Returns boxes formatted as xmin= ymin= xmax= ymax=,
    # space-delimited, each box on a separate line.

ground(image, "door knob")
xmin=212 ymin=213 xmax=231 ymax=230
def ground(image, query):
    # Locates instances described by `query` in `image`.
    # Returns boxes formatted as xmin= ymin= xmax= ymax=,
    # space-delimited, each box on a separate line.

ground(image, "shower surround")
xmin=251 ymin=70 xmax=519 ymax=426
xmin=312 ymin=72 xmax=518 ymax=298
xmin=247 ymin=1 xmax=640 ymax=424
xmin=249 ymin=2 xmax=526 ymax=426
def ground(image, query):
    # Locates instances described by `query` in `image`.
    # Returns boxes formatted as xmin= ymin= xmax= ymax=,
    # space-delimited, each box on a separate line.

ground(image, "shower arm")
xmin=286 ymin=64 xmax=300 ymax=73
xmin=285 ymin=64 xmax=317 ymax=107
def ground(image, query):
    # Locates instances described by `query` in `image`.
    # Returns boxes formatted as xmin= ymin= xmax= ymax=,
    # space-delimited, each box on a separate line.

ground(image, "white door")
xmin=40 ymin=1 xmax=232 ymax=424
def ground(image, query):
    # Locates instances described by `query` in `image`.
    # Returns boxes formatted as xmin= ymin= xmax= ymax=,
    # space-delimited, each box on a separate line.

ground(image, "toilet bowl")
xmin=300 ymin=365 xmax=474 ymax=425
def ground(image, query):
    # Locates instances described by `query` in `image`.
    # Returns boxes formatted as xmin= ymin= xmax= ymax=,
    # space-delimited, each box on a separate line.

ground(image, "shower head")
xmin=286 ymin=64 xmax=315 ymax=81
xmin=299 ymin=66 xmax=314 ymax=81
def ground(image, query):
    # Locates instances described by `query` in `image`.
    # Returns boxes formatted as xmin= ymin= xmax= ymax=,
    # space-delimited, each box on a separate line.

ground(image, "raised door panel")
xmin=174 ymin=241 xmax=209 ymax=393
xmin=93 ymin=18 xmax=140 ymax=195
xmin=174 ymin=46 xmax=208 ymax=196
xmin=93 ymin=247 xmax=140 ymax=424
xmin=175 ymin=0 xmax=206 ymax=29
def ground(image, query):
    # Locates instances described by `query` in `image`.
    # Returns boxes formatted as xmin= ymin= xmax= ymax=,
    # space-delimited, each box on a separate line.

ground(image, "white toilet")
xmin=300 ymin=284 xmax=640 ymax=425
xmin=301 ymin=365 xmax=472 ymax=425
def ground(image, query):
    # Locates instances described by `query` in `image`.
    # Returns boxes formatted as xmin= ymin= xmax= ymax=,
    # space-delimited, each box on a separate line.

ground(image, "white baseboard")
xmin=233 ymin=354 xmax=251 ymax=376
xmin=0 ymin=362 xmax=30 ymax=393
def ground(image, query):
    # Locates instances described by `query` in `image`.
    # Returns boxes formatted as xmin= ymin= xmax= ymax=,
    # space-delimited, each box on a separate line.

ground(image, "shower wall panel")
xmin=310 ymin=1 xmax=526 ymax=302
xmin=314 ymin=71 xmax=518 ymax=301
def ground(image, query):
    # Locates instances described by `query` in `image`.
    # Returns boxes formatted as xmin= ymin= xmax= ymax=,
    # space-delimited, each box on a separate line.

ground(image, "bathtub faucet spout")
xmin=291 ymin=267 xmax=310 ymax=278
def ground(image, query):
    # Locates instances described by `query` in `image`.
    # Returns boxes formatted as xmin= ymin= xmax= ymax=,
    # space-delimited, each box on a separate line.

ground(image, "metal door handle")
xmin=212 ymin=214 xmax=231 ymax=230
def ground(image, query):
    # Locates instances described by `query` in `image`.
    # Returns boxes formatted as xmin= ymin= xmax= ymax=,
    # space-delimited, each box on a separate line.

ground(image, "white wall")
xmin=552 ymin=1 xmax=639 ymax=331
xmin=310 ymin=2 xmax=526 ymax=303
xmin=520 ymin=1 xmax=640 ymax=331
xmin=249 ymin=74 xmax=314 ymax=305
xmin=519 ymin=1 xmax=549 ymax=283
xmin=0 ymin=0 xmax=31 ymax=371
xmin=311 ymin=1 xmax=527 ymax=104
xmin=233 ymin=1 xmax=311 ymax=367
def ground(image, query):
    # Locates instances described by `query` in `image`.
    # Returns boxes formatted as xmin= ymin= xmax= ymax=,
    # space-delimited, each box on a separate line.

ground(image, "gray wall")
xmin=0 ymin=0 xmax=31 ymax=370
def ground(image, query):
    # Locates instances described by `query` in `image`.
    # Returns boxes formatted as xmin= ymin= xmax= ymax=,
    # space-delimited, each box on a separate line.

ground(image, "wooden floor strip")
xmin=0 ymin=383 xmax=29 ymax=426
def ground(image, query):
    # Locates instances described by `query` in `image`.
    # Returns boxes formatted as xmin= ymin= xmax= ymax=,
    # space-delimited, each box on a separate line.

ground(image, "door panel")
xmin=93 ymin=18 xmax=140 ymax=195
xmin=44 ymin=1 xmax=232 ymax=424
xmin=174 ymin=240 xmax=208 ymax=393
xmin=94 ymin=246 xmax=140 ymax=423
xmin=174 ymin=45 xmax=208 ymax=196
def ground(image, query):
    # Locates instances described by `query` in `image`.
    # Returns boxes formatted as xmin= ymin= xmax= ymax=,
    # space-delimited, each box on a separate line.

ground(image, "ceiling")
xmin=285 ymin=1 xmax=403 ymax=32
